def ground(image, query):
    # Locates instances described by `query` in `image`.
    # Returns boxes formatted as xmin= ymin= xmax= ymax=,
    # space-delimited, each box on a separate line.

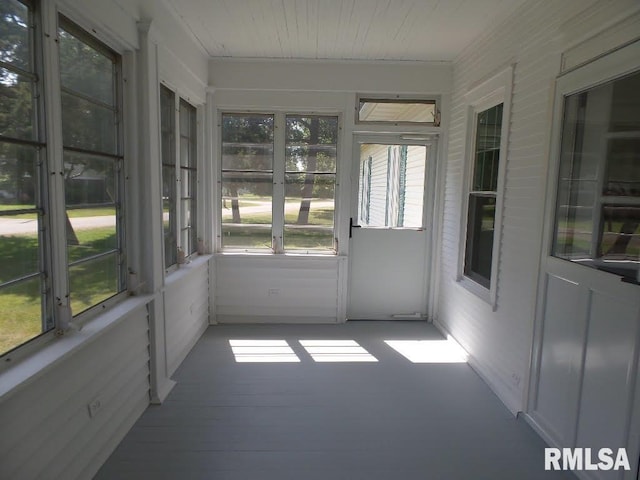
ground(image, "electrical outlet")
xmin=88 ymin=397 xmax=103 ymax=418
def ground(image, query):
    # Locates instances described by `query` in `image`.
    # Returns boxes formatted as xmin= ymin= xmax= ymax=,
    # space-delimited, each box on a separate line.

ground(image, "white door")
xmin=347 ymin=136 xmax=437 ymax=320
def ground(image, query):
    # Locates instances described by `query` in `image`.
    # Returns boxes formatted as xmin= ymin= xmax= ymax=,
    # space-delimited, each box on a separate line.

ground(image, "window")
xmin=552 ymin=69 xmax=640 ymax=282
xmin=160 ymin=88 xmax=198 ymax=269
xmin=0 ymin=0 xmax=51 ymax=356
xmin=357 ymin=144 xmax=426 ymax=228
xmin=0 ymin=8 xmax=126 ymax=359
xmin=357 ymin=97 xmax=438 ymax=125
xmin=464 ymin=103 xmax=503 ymax=288
xmin=221 ymin=113 xmax=338 ymax=253
xmin=59 ymin=16 xmax=125 ymax=315
xmin=459 ymin=66 xmax=512 ymax=302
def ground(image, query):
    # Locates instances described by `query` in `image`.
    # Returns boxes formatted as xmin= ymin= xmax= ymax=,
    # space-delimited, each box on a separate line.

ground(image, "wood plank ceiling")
xmin=163 ymin=0 xmax=529 ymax=61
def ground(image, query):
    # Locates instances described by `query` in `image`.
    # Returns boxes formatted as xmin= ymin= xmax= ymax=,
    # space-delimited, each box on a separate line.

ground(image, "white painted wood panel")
xmin=215 ymin=255 xmax=346 ymax=323
xmin=0 ymin=305 xmax=150 ymax=480
xmin=164 ymin=257 xmax=211 ymax=376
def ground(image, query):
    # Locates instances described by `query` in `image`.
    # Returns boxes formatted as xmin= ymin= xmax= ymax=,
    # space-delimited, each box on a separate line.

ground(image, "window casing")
xmin=459 ymin=66 xmax=512 ymax=306
xmin=0 ymin=6 xmax=126 ymax=360
xmin=220 ymin=112 xmax=338 ymax=254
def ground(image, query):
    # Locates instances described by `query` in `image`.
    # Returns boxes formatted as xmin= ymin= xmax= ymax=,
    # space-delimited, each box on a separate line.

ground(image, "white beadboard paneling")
xmin=165 ymin=257 xmax=211 ymax=376
xmin=215 ymin=255 xmax=345 ymax=323
xmin=0 ymin=305 xmax=150 ymax=480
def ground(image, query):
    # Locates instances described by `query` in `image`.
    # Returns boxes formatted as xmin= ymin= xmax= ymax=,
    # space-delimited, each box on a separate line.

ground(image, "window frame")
xmin=458 ymin=66 xmax=513 ymax=308
xmin=218 ymin=110 xmax=340 ymax=255
xmin=0 ymin=4 xmax=130 ymax=364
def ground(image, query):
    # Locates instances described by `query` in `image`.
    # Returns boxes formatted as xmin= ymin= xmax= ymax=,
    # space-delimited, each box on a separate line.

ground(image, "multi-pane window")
xmin=160 ymin=86 xmax=177 ymax=268
xmin=59 ymin=16 xmax=124 ymax=315
xmin=0 ymin=0 xmax=51 ymax=356
xmin=464 ymin=103 xmax=503 ymax=288
xmin=179 ymin=99 xmax=197 ymax=256
xmin=221 ymin=113 xmax=337 ymax=253
xmin=1 ymin=8 xmax=126 ymax=358
xmin=160 ymin=88 xmax=198 ymax=268
xmin=553 ymin=70 xmax=640 ymax=282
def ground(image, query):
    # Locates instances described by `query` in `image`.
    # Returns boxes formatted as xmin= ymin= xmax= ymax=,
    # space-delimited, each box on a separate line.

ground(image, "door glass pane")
xmin=358 ymin=144 xmax=425 ymax=228
xmin=553 ymin=70 xmax=640 ymax=281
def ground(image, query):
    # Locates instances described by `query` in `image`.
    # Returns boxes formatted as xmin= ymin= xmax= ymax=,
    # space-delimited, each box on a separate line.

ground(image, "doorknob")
xmin=349 ymin=218 xmax=361 ymax=238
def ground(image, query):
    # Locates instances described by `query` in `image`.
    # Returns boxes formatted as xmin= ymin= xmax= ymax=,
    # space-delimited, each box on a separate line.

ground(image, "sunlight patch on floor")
xmin=299 ymin=339 xmax=378 ymax=362
xmin=385 ymin=336 xmax=468 ymax=363
xmin=229 ymin=339 xmax=300 ymax=362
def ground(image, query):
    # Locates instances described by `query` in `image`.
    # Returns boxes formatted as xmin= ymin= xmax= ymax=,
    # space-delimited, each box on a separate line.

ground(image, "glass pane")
xmin=160 ymin=86 xmax=175 ymax=166
xmin=464 ymin=195 xmax=496 ymax=288
xmin=61 ymin=92 xmax=117 ymax=154
xmin=473 ymin=103 xmax=503 ymax=192
xmin=66 ymin=206 xmax=117 ymax=264
xmin=0 ymin=277 xmax=46 ymax=357
xmin=0 ymin=0 xmax=31 ymax=71
xmin=553 ymin=69 xmax=640 ymax=281
xmin=221 ymin=114 xmax=273 ymax=171
xmin=358 ymin=143 xmax=426 ymax=228
xmin=64 ymin=152 xmax=116 ymax=207
xmin=221 ymin=171 xmax=272 ymax=249
xmin=285 ymin=116 xmax=337 ymax=173
xmin=69 ymin=253 xmax=119 ymax=315
xmin=58 ymin=28 xmax=114 ymax=105
xmin=284 ymin=173 xmax=334 ymax=251
xmin=0 ymin=141 xmax=37 ymax=208
xmin=358 ymin=99 xmax=436 ymax=123
xmin=0 ymin=225 xmax=39 ymax=281
xmin=604 ymin=138 xmax=640 ymax=197
xmin=0 ymin=67 xmax=35 ymax=141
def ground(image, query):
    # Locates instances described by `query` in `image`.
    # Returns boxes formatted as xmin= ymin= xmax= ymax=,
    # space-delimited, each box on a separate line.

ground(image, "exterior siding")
xmin=437 ymin=0 xmax=638 ymax=415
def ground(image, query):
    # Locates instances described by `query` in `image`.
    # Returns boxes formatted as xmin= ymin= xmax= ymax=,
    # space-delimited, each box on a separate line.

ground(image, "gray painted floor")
xmin=96 ymin=322 xmax=576 ymax=480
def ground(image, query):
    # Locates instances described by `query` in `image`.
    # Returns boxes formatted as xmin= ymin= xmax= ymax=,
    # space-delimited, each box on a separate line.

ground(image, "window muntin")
xmin=179 ymin=99 xmax=197 ymax=256
xmin=464 ymin=103 xmax=503 ymax=288
xmin=357 ymin=143 xmax=425 ymax=229
xmin=221 ymin=113 xmax=274 ymax=250
xmin=358 ymin=98 xmax=437 ymax=124
xmin=553 ymin=70 xmax=640 ymax=282
xmin=284 ymin=115 xmax=337 ymax=251
xmin=59 ymin=17 xmax=125 ymax=316
xmin=0 ymin=0 xmax=51 ymax=356
xmin=160 ymin=85 xmax=177 ymax=268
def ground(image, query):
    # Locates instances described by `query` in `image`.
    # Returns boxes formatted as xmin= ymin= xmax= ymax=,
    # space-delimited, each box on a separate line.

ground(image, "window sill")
xmin=216 ymin=251 xmax=339 ymax=259
xmin=456 ymin=275 xmax=497 ymax=311
xmin=0 ymin=294 xmax=152 ymax=403
xmin=165 ymin=254 xmax=213 ymax=286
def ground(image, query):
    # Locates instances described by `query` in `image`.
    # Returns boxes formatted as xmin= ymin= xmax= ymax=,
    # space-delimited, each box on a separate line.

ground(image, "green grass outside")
xmin=0 ymin=205 xmax=115 ymax=219
xmin=0 ymin=226 xmax=118 ymax=355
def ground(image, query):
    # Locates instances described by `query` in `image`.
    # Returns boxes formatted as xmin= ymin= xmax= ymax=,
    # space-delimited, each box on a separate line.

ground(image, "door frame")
xmin=347 ymin=133 xmax=440 ymax=320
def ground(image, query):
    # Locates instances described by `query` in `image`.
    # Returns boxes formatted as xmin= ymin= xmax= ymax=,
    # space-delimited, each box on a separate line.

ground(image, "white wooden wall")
xmin=436 ymin=0 xmax=638 ymax=417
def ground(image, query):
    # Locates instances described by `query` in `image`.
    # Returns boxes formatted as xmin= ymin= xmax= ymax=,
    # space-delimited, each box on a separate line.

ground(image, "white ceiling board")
xmin=165 ymin=0 xmax=529 ymax=61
